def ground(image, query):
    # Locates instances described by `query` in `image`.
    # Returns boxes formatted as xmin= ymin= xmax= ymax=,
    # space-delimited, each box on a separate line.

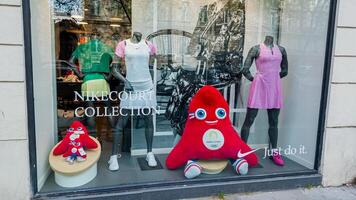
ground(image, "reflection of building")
xmin=2 ymin=0 xmax=356 ymax=199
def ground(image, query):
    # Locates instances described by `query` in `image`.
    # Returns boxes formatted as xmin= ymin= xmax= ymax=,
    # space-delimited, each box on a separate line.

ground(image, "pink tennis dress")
xmin=247 ymin=43 xmax=283 ymax=109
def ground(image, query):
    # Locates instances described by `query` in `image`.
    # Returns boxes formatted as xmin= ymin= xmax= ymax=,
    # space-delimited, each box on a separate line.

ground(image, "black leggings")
xmin=111 ymin=108 xmax=154 ymax=155
xmin=241 ymin=108 xmax=280 ymax=149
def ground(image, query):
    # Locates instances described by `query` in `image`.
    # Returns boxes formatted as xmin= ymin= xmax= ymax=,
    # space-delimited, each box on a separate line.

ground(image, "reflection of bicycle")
xmin=165 ymin=68 xmax=200 ymax=135
xmin=189 ymin=47 xmax=243 ymax=90
xmin=147 ymin=29 xmax=194 ymax=97
xmin=147 ymin=28 xmax=243 ymax=136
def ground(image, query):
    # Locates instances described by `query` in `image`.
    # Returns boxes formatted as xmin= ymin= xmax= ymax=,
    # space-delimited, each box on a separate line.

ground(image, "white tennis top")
xmin=115 ymin=39 xmax=157 ymax=84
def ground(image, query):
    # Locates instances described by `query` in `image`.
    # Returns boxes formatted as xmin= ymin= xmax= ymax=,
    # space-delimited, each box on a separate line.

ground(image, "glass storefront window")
xmin=31 ymin=0 xmax=331 ymax=193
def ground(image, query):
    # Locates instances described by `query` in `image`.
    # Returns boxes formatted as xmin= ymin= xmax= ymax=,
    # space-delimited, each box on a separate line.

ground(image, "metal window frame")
xmin=22 ymin=0 xmax=338 ymax=197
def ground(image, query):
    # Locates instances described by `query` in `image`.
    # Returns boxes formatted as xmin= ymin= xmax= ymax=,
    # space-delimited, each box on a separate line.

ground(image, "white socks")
xmin=146 ymin=152 xmax=157 ymax=167
xmin=184 ymin=160 xmax=202 ymax=179
xmin=108 ymin=155 xmax=119 ymax=171
xmin=232 ymin=158 xmax=248 ymax=175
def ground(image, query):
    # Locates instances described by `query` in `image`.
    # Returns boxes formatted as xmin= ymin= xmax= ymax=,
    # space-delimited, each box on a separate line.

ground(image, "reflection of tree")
xmin=118 ymin=0 xmax=132 ymax=22
xmin=280 ymin=0 xmax=330 ymax=53
xmin=189 ymin=0 xmax=245 ymax=63
xmin=50 ymin=0 xmax=84 ymax=15
xmin=187 ymin=0 xmax=245 ymax=83
xmin=165 ymin=1 xmax=247 ymax=135
xmin=50 ymin=0 xmax=132 ymax=23
xmin=280 ymin=0 xmax=329 ymax=33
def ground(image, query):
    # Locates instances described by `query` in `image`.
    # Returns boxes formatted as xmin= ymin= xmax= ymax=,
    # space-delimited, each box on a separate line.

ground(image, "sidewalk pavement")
xmin=184 ymin=186 xmax=356 ymax=200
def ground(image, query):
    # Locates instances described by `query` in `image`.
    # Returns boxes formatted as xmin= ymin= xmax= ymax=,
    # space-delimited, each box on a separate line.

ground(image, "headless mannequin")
xmin=109 ymin=32 xmax=156 ymax=171
xmin=241 ymin=36 xmax=288 ymax=152
xmin=68 ymin=32 xmax=114 ymax=137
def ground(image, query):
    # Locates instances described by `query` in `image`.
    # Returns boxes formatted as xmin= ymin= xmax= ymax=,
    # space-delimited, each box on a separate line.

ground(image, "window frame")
xmin=22 ymin=0 xmax=338 ymax=197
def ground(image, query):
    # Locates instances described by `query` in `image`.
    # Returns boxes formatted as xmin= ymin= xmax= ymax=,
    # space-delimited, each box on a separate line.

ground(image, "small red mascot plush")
xmin=166 ymin=85 xmax=259 ymax=178
xmin=53 ymin=121 xmax=98 ymax=164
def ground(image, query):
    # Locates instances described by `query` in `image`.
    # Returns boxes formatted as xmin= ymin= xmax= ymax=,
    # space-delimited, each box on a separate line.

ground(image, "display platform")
xmin=40 ymin=141 xmax=312 ymax=193
xmin=49 ymin=136 xmax=101 ymax=187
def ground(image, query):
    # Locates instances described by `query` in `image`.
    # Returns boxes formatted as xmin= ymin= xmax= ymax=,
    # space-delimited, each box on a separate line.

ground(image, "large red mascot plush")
xmin=166 ymin=85 xmax=259 ymax=178
xmin=53 ymin=121 xmax=98 ymax=164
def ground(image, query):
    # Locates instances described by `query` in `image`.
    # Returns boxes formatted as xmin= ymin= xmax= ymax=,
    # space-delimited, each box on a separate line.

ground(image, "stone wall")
xmin=321 ymin=0 xmax=356 ymax=186
xmin=0 ymin=0 xmax=31 ymax=199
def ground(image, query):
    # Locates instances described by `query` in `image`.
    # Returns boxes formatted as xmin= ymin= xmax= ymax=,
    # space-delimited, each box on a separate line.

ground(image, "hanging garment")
xmin=72 ymin=39 xmax=115 ymax=97
xmin=247 ymin=43 xmax=283 ymax=109
xmin=72 ymin=39 xmax=114 ymax=74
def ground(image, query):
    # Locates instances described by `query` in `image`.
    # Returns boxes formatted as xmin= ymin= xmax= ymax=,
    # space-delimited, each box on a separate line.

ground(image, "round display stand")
xmin=49 ymin=136 xmax=101 ymax=188
xmin=197 ymin=160 xmax=229 ymax=174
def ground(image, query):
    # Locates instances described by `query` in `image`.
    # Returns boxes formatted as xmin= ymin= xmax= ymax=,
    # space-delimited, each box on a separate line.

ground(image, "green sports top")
xmin=72 ymin=39 xmax=115 ymax=82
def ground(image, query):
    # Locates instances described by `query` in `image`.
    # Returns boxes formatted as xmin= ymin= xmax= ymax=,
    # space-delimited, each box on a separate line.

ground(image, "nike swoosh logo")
xmin=238 ymin=148 xmax=260 ymax=158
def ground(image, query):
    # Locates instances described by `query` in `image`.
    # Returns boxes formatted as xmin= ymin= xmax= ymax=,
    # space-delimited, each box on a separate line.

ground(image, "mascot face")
xmin=188 ymin=86 xmax=231 ymax=150
xmin=188 ymin=86 xmax=230 ymax=127
xmin=66 ymin=121 xmax=88 ymax=141
xmin=53 ymin=120 xmax=98 ymax=157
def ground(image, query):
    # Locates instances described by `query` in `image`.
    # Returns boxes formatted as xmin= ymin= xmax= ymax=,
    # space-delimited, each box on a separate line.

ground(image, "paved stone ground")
xmin=183 ymin=186 xmax=356 ymax=200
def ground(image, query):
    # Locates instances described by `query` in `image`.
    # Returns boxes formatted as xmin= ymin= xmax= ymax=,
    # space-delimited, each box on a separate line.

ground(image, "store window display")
xmin=33 ymin=0 xmax=332 ymax=194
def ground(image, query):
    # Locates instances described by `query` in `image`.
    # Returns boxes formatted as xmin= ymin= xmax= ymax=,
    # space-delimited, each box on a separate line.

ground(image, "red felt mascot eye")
xmin=215 ymin=108 xmax=226 ymax=119
xmin=195 ymin=108 xmax=207 ymax=120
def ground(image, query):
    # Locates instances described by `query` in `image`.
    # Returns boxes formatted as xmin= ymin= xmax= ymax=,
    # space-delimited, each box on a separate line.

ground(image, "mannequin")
xmin=241 ymin=35 xmax=288 ymax=166
xmin=108 ymin=31 xmax=157 ymax=171
xmin=68 ymin=31 xmax=115 ymax=137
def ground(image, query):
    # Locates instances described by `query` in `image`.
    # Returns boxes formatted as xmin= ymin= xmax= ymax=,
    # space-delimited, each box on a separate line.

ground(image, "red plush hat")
xmin=53 ymin=121 xmax=97 ymax=157
xmin=166 ymin=85 xmax=258 ymax=169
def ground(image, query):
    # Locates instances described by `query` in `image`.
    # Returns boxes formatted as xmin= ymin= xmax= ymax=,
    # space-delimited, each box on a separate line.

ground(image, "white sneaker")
xmin=108 ymin=155 xmax=119 ymax=171
xmin=184 ymin=160 xmax=202 ymax=179
xmin=146 ymin=152 xmax=157 ymax=167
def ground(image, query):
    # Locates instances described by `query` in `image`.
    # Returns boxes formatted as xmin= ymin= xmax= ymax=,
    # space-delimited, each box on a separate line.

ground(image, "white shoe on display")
xmin=108 ymin=155 xmax=119 ymax=171
xmin=146 ymin=152 xmax=157 ymax=167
